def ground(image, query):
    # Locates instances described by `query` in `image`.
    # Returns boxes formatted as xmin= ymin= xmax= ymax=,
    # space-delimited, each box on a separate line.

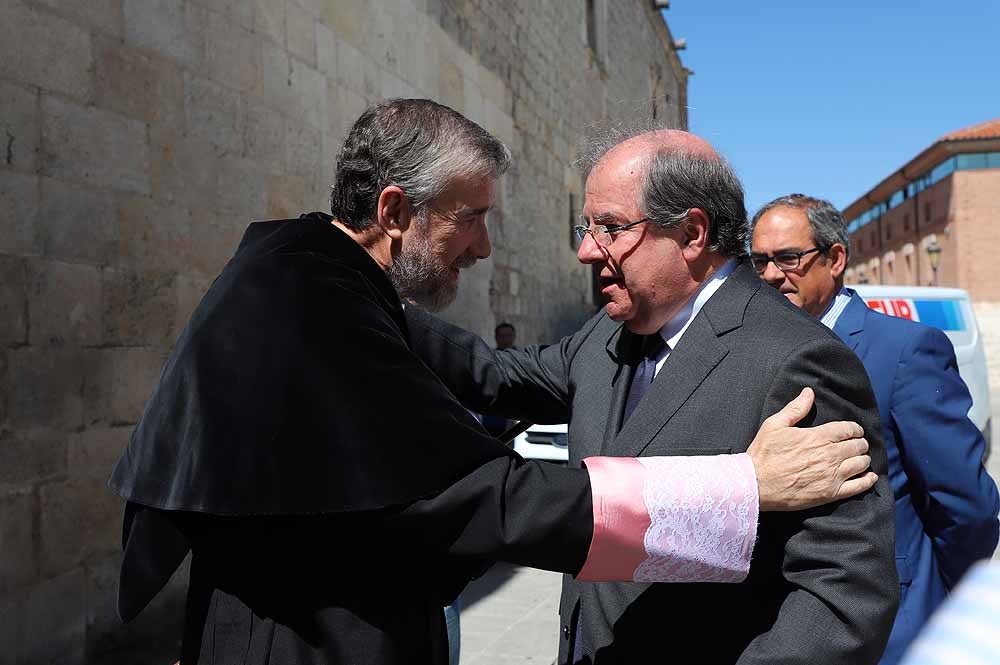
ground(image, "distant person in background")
xmin=481 ymin=322 xmax=518 ymax=437
xmin=751 ymin=193 xmax=1000 ymax=665
xmin=494 ymin=322 xmax=516 ymax=350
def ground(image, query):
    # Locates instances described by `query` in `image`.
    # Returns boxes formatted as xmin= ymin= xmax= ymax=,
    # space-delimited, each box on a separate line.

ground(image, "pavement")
xmin=458 ymin=562 xmax=563 ymax=665
xmin=458 ymin=396 xmax=1000 ymax=664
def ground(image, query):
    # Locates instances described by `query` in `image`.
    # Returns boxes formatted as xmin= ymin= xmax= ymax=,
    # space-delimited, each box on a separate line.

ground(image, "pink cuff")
xmin=577 ymin=453 xmax=759 ymax=583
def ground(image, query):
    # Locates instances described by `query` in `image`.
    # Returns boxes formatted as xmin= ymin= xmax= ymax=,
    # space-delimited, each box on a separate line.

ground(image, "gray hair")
xmin=330 ymin=99 xmax=511 ymax=231
xmin=579 ymin=126 xmax=748 ymax=257
xmin=751 ymin=194 xmax=850 ymax=259
xmin=643 ymin=149 xmax=748 ymax=256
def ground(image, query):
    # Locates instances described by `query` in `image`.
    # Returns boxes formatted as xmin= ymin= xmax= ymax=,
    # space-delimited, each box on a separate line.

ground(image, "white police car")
xmin=851 ymin=285 xmax=992 ymax=460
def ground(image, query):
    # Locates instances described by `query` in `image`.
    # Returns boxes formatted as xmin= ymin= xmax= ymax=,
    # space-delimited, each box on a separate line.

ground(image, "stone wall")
xmin=0 ymin=0 xmax=686 ymax=661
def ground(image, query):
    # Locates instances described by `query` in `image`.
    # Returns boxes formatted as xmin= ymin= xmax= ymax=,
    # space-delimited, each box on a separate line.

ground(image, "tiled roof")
xmin=941 ymin=117 xmax=1000 ymax=141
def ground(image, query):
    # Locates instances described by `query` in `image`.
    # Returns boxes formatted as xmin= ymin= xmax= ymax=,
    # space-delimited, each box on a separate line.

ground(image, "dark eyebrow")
xmin=591 ymin=212 xmax=621 ymax=226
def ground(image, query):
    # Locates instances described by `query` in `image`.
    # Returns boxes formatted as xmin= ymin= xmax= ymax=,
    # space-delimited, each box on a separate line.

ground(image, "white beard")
xmin=387 ymin=224 xmax=458 ymax=312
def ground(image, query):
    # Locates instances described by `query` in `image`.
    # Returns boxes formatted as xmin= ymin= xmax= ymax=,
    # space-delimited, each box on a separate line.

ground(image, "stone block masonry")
xmin=0 ymin=0 xmax=687 ymax=661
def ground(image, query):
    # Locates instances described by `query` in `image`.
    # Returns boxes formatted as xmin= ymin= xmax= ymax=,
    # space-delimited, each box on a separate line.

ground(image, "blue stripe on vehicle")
xmin=913 ymin=300 xmax=965 ymax=331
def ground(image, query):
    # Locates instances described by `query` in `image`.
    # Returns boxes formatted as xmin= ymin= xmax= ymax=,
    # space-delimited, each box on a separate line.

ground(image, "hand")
xmin=748 ymin=387 xmax=876 ymax=512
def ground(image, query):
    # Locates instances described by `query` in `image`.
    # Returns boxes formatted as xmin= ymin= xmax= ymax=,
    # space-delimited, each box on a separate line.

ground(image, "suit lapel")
xmin=614 ymin=314 xmax=728 ymax=458
xmin=832 ymin=292 xmax=868 ymax=353
xmin=611 ymin=261 xmax=757 ymax=458
xmin=599 ymin=324 xmax=639 ymax=455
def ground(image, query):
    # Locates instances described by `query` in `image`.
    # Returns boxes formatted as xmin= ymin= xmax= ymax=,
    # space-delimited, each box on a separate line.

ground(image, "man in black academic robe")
xmin=109 ymin=100 xmax=878 ymax=665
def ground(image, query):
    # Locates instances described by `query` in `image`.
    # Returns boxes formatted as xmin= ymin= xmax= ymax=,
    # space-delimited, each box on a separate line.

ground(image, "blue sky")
xmin=662 ymin=0 xmax=1000 ymax=214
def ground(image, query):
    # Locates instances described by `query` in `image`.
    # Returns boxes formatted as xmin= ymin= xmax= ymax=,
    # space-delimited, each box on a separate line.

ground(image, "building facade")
xmin=0 ymin=0 xmax=688 ymax=662
xmin=843 ymin=118 xmax=1000 ymax=389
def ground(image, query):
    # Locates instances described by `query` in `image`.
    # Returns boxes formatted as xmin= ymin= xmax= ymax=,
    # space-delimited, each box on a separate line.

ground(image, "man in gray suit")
xmin=406 ymin=129 xmax=897 ymax=663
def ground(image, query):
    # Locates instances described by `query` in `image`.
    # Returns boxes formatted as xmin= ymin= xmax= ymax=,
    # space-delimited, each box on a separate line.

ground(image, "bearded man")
xmin=109 ymin=100 xmax=877 ymax=665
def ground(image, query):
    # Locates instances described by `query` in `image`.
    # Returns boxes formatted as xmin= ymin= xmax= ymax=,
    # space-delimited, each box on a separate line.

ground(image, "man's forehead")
xmin=753 ymin=207 xmax=814 ymax=247
xmin=584 ymin=152 xmax=646 ymax=214
xmin=591 ymin=149 xmax=648 ymax=182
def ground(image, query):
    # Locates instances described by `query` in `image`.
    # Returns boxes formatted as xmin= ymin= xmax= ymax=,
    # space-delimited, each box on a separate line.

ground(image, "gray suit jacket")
xmin=406 ymin=261 xmax=898 ymax=664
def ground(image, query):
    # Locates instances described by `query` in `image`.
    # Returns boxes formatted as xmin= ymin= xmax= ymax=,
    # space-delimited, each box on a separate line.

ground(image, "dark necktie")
xmin=622 ymin=334 xmax=666 ymax=425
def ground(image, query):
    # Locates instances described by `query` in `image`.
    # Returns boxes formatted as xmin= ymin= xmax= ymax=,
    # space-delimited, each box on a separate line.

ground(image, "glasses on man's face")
xmin=749 ymin=247 xmax=825 ymax=274
xmin=573 ymin=216 xmax=651 ymax=247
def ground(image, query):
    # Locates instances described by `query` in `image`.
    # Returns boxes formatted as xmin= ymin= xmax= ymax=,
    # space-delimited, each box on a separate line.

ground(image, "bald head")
xmin=586 ymin=128 xmax=747 ymax=257
xmin=599 ymin=129 xmax=719 ymax=169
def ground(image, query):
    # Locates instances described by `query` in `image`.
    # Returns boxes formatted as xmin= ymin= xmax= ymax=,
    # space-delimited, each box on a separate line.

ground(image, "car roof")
xmin=848 ymin=284 xmax=970 ymax=300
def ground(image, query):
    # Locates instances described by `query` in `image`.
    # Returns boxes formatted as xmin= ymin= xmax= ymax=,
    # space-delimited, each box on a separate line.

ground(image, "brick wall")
xmin=953 ymin=169 xmax=1000 ymax=302
xmin=956 ymin=170 xmax=1000 ymax=395
xmin=847 ymin=175 xmax=956 ymax=288
xmin=0 ymin=0 xmax=686 ymax=661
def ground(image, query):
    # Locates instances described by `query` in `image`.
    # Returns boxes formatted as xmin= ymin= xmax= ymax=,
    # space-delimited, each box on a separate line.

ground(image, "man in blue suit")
xmin=750 ymin=193 xmax=999 ymax=664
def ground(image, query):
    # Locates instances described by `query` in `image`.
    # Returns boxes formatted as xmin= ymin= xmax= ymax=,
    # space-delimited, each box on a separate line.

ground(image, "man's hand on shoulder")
xmin=748 ymin=387 xmax=877 ymax=512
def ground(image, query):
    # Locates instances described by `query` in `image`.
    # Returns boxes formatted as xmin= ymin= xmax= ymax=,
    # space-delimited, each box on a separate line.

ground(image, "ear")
xmin=827 ymin=243 xmax=848 ymax=280
xmin=375 ymin=186 xmax=412 ymax=240
xmin=680 ymin=207 xmax=711 ymax=260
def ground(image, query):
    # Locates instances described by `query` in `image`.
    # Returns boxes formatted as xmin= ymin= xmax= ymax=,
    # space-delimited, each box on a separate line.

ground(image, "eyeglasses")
xmin=573 ymin=217 xmax=651 ymax=247
xmin=749 ymin=247 xmax=825 ymax=274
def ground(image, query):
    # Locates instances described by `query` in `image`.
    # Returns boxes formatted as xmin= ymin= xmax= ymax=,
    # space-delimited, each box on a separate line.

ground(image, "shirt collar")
xmin=657 ymin=258 xmax=737 ymax=349
xmin=818 ymin=286 xmax=853 ymax=330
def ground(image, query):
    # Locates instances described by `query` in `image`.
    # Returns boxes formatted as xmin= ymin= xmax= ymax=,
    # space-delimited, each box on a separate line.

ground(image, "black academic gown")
xmin=108 ymin=213 xmax=594 ymax=664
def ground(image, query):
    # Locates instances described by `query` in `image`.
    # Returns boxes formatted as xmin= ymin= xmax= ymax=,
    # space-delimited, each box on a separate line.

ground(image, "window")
xmin=585 ymin=0 xmax=604 ymax=65
xmin=649 ymin=66 xmax=662 ymax=121
xmin=929 ymin=158 xmax=956 ymax=184
xmin=848 ymin=150 xmax=997 ymax=239
xmin=586 ymin=0 xmax=597 ymax=48
xmin=957 ymin=153 xmax=988 ymax=170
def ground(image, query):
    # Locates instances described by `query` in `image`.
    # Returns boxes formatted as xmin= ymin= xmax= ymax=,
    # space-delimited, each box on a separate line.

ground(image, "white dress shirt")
xmin=651 ymin=258 xmax=737 ymax=376
xmin=818 ymin=286 xmax=853 ymax=330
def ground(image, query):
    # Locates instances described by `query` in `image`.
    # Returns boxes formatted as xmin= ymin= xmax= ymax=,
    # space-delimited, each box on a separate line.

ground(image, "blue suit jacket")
xmin=832 ymin=291 xmax=999 ymax=664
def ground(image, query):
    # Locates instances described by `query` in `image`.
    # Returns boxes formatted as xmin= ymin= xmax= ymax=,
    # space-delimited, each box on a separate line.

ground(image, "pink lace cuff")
xmin=577 ymin=453 xmax=759 ymax=583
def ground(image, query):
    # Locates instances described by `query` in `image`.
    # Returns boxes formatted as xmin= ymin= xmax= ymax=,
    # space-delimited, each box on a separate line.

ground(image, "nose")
xmin=760 ymin=260 xmax=785 ymax=287
xmin=577 ymin=232 xmax=605 ymax=265
xmin=472 ymin=217 xmax=491 ymax=259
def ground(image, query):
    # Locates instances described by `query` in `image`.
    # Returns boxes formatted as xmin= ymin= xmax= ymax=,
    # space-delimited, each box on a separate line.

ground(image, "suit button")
xmin=563 ymin=625 xmax=570 ymax=639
